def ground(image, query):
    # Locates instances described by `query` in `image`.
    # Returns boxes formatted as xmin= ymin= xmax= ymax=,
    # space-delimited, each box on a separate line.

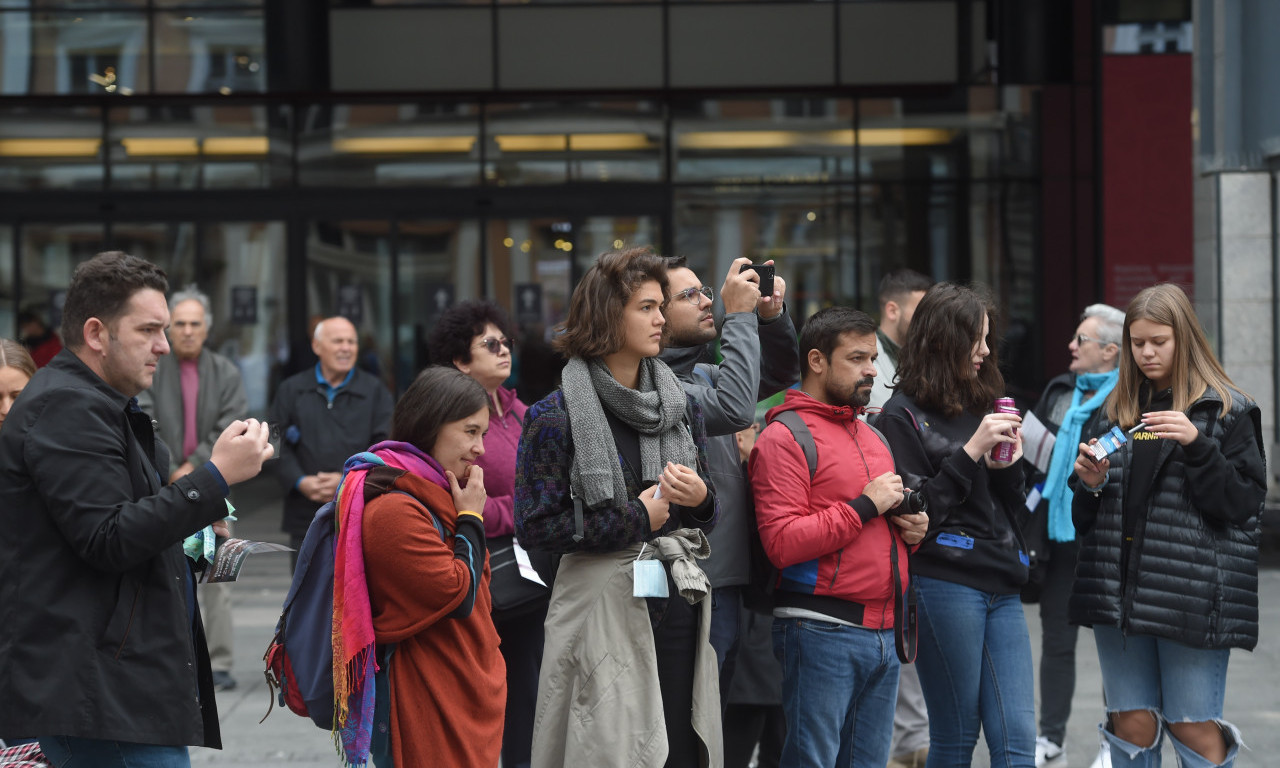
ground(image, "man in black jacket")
xmin=0 ymin=251 xmax=273 ymax=765
xmin=270 ymin=315 xmax=393 ymax=566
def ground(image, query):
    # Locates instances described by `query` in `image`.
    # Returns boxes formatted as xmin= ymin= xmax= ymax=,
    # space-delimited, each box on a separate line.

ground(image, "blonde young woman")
xmin=0 ymin=339 xmax=36 ymax=431
xmin=1070 ymin=283 xmax=1265 ymax=768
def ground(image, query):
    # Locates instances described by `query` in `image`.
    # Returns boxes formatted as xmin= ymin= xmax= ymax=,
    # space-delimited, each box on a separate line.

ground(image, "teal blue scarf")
xmin=1043 ymin=369 xmax=1118 ymax=542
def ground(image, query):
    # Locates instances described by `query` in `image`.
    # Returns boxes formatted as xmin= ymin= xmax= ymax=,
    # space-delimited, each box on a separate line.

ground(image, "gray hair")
xmin=1082 ymin=303 xmax=1124 ymax=346
xmin=170 ymin=284 xmax=213 ymax=329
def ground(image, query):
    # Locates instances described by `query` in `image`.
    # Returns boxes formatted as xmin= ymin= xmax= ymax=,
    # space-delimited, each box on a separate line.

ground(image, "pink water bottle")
xmin=991 ymin=397 xmax=1019 ymax=463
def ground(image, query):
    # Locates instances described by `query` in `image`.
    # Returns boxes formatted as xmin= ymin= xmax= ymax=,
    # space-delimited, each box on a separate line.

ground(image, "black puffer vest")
xmin=1068 ymin=388 xmax=1266 ymax=650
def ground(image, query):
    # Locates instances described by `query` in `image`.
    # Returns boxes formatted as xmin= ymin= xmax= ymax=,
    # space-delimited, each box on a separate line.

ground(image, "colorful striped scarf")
xmin=332 ymin=440 xmax=448 ymax=765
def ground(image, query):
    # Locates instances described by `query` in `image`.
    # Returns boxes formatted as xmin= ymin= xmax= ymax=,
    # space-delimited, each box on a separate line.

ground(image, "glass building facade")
xmin=0 ymin=0 xmax=1087 ymax=408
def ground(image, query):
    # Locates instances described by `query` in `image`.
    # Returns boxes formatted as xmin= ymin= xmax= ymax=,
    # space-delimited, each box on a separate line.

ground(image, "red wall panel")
xmin=1101 ymin=54 xmax=1194 ymax=306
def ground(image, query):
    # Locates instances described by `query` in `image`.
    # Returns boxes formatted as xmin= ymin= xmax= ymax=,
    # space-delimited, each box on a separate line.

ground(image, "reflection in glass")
xmin=396 ymin=218 xmax=481 ymax=389
xmin=0 ymin=225 xmax=13 ymax=335
xmin=19 ymin=223 xmax=106 ymax=340
xmin=0 ymin=105 xmax=104 ymax=190
xmin=200 ymin=221 xmax=288 ymax=418
xmin=0 ymin=11 xmax=149 ymax=95
xmin=153 ymin=11 xmax=265 ymax=94
xmin=675 ymin=187 xmax=848 ymax=320
xmin=673 ymin=98 xmax=855 ymax=184
xmin=306 ymin=221 xmax=394 ymax=391
xmin=108 ymin=103 xmax=290 ymax=189
xmin=485 ymin=101 xmax=663 ymax=186
xmin=108 ymin=222 xmax=197 ymax=289
xmin=298 ymin=103 xmax=480 ymax=187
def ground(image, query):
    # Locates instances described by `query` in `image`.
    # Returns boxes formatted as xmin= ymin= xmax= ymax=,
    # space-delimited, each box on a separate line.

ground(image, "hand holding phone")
xmin=739 ymin=263 xmax=775 ymax=296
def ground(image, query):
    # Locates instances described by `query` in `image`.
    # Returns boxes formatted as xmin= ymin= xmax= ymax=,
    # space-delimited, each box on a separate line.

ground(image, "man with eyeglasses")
xmin=658 ymin=255 xmax=800 ymax=699
xmin=1025 ymin=303 xmax=1124 ymax=768
xmin=269 ymin=315 xmax=393 ymax=570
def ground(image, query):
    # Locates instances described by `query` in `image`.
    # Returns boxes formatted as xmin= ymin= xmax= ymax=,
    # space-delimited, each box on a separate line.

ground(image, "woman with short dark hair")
xmin=871 ymin=282 xmax=1035 ymax=767
xmin=332 ymin=365 xmax=506 ymax=767
xmin=430 ymin=299 xmax=548 ymax=768
xmin=515 ymin=247 xmax=720 ymax=768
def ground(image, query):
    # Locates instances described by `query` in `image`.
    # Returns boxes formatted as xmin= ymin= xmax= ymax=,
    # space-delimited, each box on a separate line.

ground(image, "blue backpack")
xmin=262 ymin=474 xmax=445 ymax=755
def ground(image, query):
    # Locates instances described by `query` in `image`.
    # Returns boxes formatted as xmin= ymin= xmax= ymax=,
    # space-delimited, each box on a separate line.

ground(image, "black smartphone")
xmin=739 ymin=263 xmax=775 ymax=296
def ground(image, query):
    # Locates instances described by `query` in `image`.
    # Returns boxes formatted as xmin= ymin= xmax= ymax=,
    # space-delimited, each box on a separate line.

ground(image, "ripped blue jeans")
xmin=1093 ymin=625 xmax=1240 ymax=768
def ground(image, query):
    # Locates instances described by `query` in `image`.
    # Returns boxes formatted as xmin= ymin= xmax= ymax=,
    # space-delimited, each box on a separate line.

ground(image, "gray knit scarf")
xmin=560 ymin=356 xmax=697 ymax=509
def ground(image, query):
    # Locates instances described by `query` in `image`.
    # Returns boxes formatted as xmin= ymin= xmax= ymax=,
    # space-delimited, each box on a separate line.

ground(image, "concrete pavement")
xmin=199 ymin=477 xmax=1280 ymax=766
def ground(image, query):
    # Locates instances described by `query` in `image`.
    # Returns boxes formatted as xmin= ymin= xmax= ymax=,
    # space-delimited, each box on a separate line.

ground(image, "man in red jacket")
xmin=749 ymin=306 xmax=929 ymax=768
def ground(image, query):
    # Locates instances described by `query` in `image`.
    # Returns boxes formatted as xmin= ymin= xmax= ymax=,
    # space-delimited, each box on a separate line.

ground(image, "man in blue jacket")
xmin=0 ymin=251 xmax=273 ymax=766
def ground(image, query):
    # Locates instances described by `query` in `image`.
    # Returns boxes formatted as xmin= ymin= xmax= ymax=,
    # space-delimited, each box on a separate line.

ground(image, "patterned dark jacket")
xmin=1068 ymin=387 xmax=1266 ymax=650
xmin=514 ymin=389 xmax=718 ymax=554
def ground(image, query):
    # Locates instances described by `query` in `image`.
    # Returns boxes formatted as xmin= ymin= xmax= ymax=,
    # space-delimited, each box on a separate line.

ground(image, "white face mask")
xmin=633 ymin=543 xmax=669 ymax=598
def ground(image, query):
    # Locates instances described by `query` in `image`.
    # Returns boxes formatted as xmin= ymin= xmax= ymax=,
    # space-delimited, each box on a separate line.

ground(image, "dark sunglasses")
xmin=475 ymin=337 xmax=512 ymax=355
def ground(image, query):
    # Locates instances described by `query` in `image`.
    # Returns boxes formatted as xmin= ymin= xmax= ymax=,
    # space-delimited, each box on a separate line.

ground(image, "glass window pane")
xmin=0 ymin=105 xmax=104 ymax=190
xmin=298 ymin=103 xmax=481 ymax=187
xmin=485 ymin=101 xmax=664 ymax=185
xmin=673 ymin=98 xmax=854 ymax=184
xmin=108 ymin=222 xmax=198 ymax=288
xmin=200 ymin=221 xmax=287 ymax=419
xmin=108 ymin=103 xmax=291 ymax=189
xmin=674 ymin=186 xmax=851 ymax=322
xmin=154 ymin=11 xmax=265 ymax=94
xmin=306 ymin=220 xmax=395 ymax=391
xmin=0 ymin=225 xmax=13 ymax=338
xmin=20 ymin=223 xmax=106 ymax=345
xmin=857 ymin=97 xmax=968 ymax=181
xmin=395 ymin=219 xmax=482 ymax=388
xmin=0 ymin=11 xmax=150 ymax=95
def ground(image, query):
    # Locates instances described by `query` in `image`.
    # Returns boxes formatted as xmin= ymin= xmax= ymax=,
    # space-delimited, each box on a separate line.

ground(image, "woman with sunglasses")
xmin=1070 ymin=283 xmax=1265 ymax=768
xmin=429 ymin=299 xmax=547 ymax=768
xmin=515 ymin=247 xmax=720 ymax=768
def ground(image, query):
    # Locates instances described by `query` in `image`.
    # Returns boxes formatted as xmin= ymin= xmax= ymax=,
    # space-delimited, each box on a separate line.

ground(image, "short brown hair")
xmin=391 ymin=366 xmax=489 ymax=454
xmin=61 ymin=251 xmax=169 ymax=349
xmin=895 ymin=282 xmax=1005 ymax=417
xmin=0 ymin=338 xmax=36 ymax=379
xmin=553 ymin=247 xmax=670 ymax=359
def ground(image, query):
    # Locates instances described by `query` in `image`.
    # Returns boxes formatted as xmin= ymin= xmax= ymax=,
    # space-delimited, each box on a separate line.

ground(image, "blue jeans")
xmin=710 ymin=586 xmax=743 ymax=697
xmin=912 ymin=575 xmax=1036 ymax=768
xmin=39 ymin=737 xmax=190 ymax=768
xmin=772 ymin=616 xmax=899 ymax=768
xmin=1092 ymin=625 xmax=1239 ymax=768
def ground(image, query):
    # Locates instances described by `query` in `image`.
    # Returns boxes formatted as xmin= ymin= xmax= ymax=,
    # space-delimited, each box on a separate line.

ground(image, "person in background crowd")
xmin=872 ymin=282 xmax=1034 ymax=768
xmin=429 ymin=299 xmax=546 ymax=768
xmin=1070 ymin=283 xmax=1265 ymax=768
xmin=722 ymin=421 xmax=787 ymax=768
xmin=869 ymin=268 xmax=932 ymax=413
xmin=515 ymin=247 xmax=720 ymax=768
xmin=752 ymin=306 xmax=928 ymax=768
xmin=270 ymin=315 xmax=393 ymax=569
xmin=0 ymin=339 xmax=35 ymax=431
xmin=340 ymin=365 xmax=505 ymax=767
xmin=658 ymin=254 xmax=799 ymax=693
xmin=867 ymin=267 xmax=934 ymax=768
xmin=138 ymin=285 xmax=250 ymax=693
xmin=0 ymin=251 xmax=272 ymax=767
xmin=1023 ymin=304 xmax=1125 ymax=768
xmin=17 ymin=308 xmax=62 ymax=368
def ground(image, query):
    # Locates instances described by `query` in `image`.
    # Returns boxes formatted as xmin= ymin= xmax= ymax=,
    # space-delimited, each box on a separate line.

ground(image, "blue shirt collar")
xmin=315 ymin=363 xmax=356 ymax=404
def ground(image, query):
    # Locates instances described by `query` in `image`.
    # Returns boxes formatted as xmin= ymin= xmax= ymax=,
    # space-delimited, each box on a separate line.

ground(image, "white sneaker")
xmin=1089 ymin=742 xmax=1113 ymax=768
xmin=1035 ymin=736 xmax=1067 ymax=767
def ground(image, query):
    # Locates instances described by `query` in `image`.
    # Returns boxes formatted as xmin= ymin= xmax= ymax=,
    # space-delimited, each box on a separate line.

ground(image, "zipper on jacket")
xmin=829 ymin=550 xmax=842 ymax=589
xmin=113 ymin=584 xmax=142 ymax=660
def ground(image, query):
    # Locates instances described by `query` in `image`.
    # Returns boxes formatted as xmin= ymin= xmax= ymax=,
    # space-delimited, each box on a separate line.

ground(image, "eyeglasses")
xmin=674 ymin=285 xmax=714 ymax=306
xmin=1075 ymin=333 xmax=1113 ymax=347
xmin=475 ymin=337 xmax=511 ymax=355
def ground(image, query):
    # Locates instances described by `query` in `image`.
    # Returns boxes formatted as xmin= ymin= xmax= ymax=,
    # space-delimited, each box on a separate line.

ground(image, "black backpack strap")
xmin=770 ymin=410 xmax=818 ymax=481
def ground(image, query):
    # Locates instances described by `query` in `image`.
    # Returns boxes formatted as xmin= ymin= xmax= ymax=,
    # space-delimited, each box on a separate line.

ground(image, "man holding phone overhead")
xmin=658 ymin=255 xmax=800 ymax=696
